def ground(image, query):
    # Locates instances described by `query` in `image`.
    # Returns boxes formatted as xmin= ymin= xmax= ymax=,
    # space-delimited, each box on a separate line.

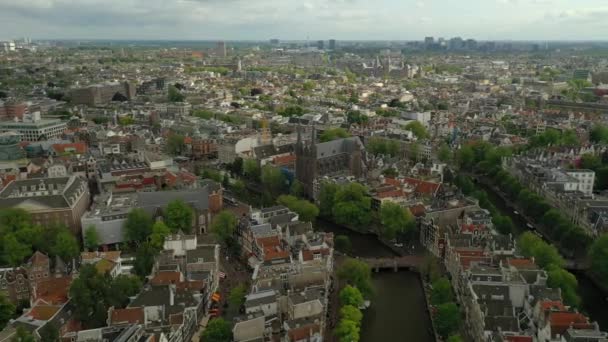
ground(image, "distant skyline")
xmin=1 ymin=0 xmax=608 ymax=41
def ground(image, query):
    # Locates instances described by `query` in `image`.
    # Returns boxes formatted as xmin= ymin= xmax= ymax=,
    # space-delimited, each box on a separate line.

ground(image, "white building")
xmin=0 ymin=112 xmax=67 ymax=142
xmin=566 ymin=169 xmax=595 ymax=196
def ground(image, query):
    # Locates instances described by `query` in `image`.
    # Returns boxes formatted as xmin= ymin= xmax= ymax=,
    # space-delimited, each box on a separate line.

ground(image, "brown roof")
xmin=150 ymin=271 xmax=181 ymax=285
xmin=35 ymin=276 xmax=72 ymax=304
xmin=29 ymin=251 xmax=49 ymax=266
xmin=26 ymin=305 xmax=61 ymax=321
xmin=288 ymin=323 xmax=320 ymax=342
xmin=81 ymin=251 xmax=121 ymax=262
xmin=111 ymin=307 xmax=145 ymax=325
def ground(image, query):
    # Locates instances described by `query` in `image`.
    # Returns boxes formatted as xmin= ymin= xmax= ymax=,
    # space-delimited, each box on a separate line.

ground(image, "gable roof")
xmin=110 ymin=307 xmax=145 ymax=325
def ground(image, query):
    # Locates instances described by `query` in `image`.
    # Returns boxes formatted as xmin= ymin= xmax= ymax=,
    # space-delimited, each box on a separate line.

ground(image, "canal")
xmin=475 ymin=179 xmax=608 ymax=330
xmin=315 ymin=220 xmax=434 ymax=342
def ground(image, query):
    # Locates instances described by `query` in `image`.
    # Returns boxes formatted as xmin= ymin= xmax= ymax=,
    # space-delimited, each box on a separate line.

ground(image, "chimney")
xmin=169 ymin=284 xmax=176 ymax=306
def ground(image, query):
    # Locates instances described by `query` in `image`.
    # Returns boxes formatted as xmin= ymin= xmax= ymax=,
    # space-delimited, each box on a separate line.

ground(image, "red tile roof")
xmin=549 ymin=312 xmax=593 ymax=337
xmin=27 ymin=305 xmax=60 ymax=321
xmin=402 ymin=177 xmax=441 ymax=196
xmin=111 ymin=307 xmax=145 ymax=325
xmin=51 ymin=143 xmax=87 ymax=154
xmin=273 ymin=154 xmax=296 ymax=166
xmin=384 ymin=177 xmax=401 ymax=187
xmin=460 ymin=224 xmax=486 ymax=233
xmin=264 ymin=249 xmax=290 ymax=262
xmin=408 ymin=204 xmax=426 ymax=217
xmin=508 ymin=258 xmax=537 ymax=269
xmin=35 ymin=276 xmax=72 ymax=304
xmin=257 ymin=236 xmax=281 ymax=249
xmin=540 ymin=300 xmax=566 ymax=312
xmin=376 ymin=188 xmax=405 ymax=199
xmin=288 ymin=323 xmax=320 ymax=342
xmin=151 ymin=271 xmax=181 ymax=285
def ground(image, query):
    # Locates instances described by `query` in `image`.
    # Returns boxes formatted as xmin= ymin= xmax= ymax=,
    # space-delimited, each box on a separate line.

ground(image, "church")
xmin=295 ymin=126 xmax=367 ymax=199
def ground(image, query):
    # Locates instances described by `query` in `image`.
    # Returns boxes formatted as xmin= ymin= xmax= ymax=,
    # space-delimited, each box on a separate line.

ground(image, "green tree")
xmin=320 ymin=128 xmax=351 ymax=142
xmin=435 ymin=302 xmax=461 ymax=338
xmin=69 ymin=264 xmax=112 ymax=328
xmin=193 ymin=109 xmax=215 ymax=120
xmin=332 ymin=183 xmax=372 ymax=230
xmin=0 ymin=208 xmax=31 ymax=233
xmin=11 ymin=327 xmax=35 ymax=342
xmin=243 ymin=159 xmax=261 ymax=181
xmin=210 ymin=211 xmax=238 ymax=245
xmin=165 ymin=199 xmax=194 ymax=233
xmin=580 ymin=153 xmax=601 ymax=170
xmin=430 ymin=278 xmax=453 ymax=305
xmin=590 ymin=124 xmax=608 ymax=144
xmin=289 ymin=180 xmax=305 ymax=198
xmin=339 ymin=285 xmax=364 ymax=307
xmin=108 ymin=275 xmax=143 ymax=308
xmin=84 ymin=225 xmax=100 ymax=251
xmin=39 ymin=322 xmax=60 ymax=342
xmin=168 ymin=85 xmax=185 ymax=102
xmin=124 ymin=209 xmax=154 ymax=243
xmin=382 ymin=167 xmax=399 ymax=178
xmin=133 ymin=242 xmax=157 ymax=279
xmin=379 ymin=202 xmax=416 ymax=240
xmin=334 ymin=235 xmax=352 ymax=254
xmin=201 ymin=318 xmax=232 ymax=342
xmin=438 ymin=144 xmax=452 ymax=163
xmin=492 ymin=215 xmax=514 ymax=235
xmin=340 ymin=305 xmax=363 ymax=324
xmin=150 ymin=221 xmax=171 ymax=250
xmin=2 ymin=234 xmax=31 ymax=266
xmin=228 ymin=284 xmax=247 ymax=311
xmin=334 ymin=319 xmax=360 ymax=342
xmin=518 ymin=232 xmax=563 ymax=268
xmin=590 ymin=234 xmax=608 ymax=282
xmin=53 ymin=229 xmax=80 ymax=262
xmin=446 ymin=335 xmax=464 ymax=342
xmin=547 ymin=265 xmax=580 ymax=307
xmin=347 ymin=110 xmax=368 ymax=125
xmin=319 ymin=183 xmax=339 ymax=218
xmin=222 ymin=173 xmax=230 ymax=188
xmin=261 ymin=165 xmax=287 ymax=198
xmin=405 ymin=121 xmax=429 ymax=139
xmin=337 ymin=258 xmax=373 ymax=298
xmin=0 ymin=293 xmax=15 ymax=330
xmin=456 ymin=145 xmax=475 ymax=170
xmin=166 ymin=134 xmax=185 ymax=156
xmin=277 ymin=195 xmax=319 ymax=222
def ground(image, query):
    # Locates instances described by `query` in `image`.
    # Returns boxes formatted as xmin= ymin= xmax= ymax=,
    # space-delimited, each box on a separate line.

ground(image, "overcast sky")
xmin=1 ymin=0 xmax=607 ymax=41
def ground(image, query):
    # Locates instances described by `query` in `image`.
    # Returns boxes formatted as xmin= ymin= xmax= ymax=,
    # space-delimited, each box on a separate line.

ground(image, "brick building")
xmin=0 ymin=176 xmax=90 ymax=233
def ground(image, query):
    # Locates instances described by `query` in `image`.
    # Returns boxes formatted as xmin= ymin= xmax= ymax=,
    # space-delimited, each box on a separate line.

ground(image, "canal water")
xmin=315 ymin=220 xmax=434 ymax=342
xmin=476 ymin=180 xmax=608 ymax=330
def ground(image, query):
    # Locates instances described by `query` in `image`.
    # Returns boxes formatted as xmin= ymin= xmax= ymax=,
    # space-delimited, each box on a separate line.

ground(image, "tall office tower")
xmin=270 ymin=39 xmax=280 ymax=45
xmin=329 ymin=39 xmax=336 ymax=50
xmin=216 ymin=41 xmax=227 ymax=57
xmin=424 ymin=36 xmax=434 ymax=49
xmin=317 ymin=40 xmax=324 ymax=50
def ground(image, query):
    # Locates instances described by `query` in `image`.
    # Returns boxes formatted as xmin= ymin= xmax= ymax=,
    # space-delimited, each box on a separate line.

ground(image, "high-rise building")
xmin=216 ymin=41 xmax=227 ymax=57
xmin=329 ymin=39 xmax=336 ymax=50
xmin=270 ymin=39 xmax=280 ymax=45
xmin=317 ymin=40 xmax=324 ymax=50
xmin=424 ymin=37 xmax=434 ymax=48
